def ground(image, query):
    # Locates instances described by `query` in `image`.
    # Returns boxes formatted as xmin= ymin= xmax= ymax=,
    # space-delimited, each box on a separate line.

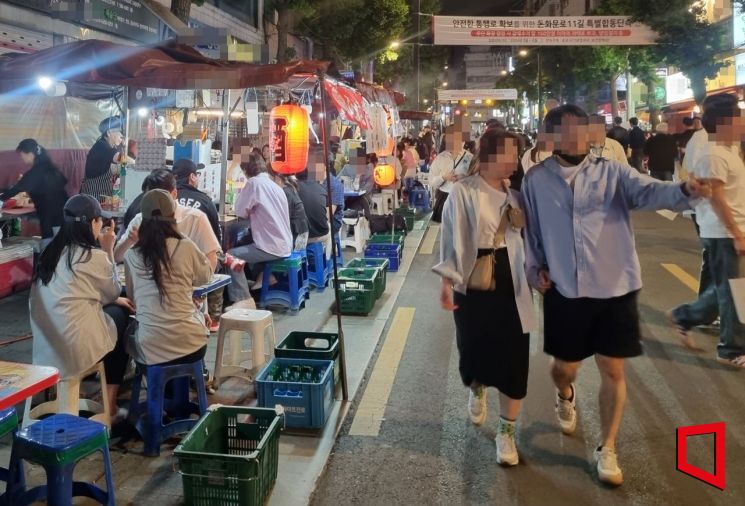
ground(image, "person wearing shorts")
xmin=522 ymin=105 xmax=705 ymax=486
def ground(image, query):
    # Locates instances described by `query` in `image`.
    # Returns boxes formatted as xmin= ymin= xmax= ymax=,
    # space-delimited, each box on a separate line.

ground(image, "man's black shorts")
xmin=543 ymin=288 xmax=642 ymax=362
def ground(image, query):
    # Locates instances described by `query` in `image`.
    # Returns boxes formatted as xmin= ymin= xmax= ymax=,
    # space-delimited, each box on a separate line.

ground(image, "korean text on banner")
xmin=433 ymin=16 xmax=658 ymax=46
xmin=324 ymin=80 xmax=372 ymax=130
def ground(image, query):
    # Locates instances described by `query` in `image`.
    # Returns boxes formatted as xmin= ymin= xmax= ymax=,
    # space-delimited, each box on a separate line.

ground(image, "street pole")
xmin=416 ymin=0 xmax=421 ymax=110
xmin=537 ymin=50 xmax=542 ymax=124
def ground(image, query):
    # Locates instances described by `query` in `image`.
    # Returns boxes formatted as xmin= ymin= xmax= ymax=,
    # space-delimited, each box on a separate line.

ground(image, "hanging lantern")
xmin=373 ymin=163 xmax=396 ymax=186
xmin=270 ymin=103 xmax=309 ymax=174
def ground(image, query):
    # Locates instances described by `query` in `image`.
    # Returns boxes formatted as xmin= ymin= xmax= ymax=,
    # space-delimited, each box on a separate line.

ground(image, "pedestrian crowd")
xmin=434 ymin=95 xmax=745 ymax=486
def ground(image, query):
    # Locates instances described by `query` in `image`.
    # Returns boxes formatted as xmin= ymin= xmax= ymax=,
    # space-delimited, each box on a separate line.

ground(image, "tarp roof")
xmin=0 ymin=39 xmax=329 ymax=92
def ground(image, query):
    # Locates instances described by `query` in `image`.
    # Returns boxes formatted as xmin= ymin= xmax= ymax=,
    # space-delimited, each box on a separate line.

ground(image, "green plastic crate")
xmin=274 ymin=332 xmax=340 ymax=391
xmin=345 ymin=258 xmax=389 ymax=297
xmin=175 ymin=406 xmax=282 ymax=506
xmin=338 ymin=267 xmax=383 ymax=300
xmin=368 ymin=233 xmax=405 ymax=247
xmin=337 ymin=273 xmax=377 ymax=315
xmin=394 ymin=208 xmax=415 ymax=231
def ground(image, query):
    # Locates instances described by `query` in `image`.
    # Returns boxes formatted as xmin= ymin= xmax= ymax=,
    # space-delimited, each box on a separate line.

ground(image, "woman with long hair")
xmin=433 ymin=128 xmax=536 ymax=466
xmin=124 ymin=189 xmax=212 ymax=366
xmin=30 ymin=194 xmax=133 ymax=417
xmin=0 ymin=139 xmax=69 ymax=248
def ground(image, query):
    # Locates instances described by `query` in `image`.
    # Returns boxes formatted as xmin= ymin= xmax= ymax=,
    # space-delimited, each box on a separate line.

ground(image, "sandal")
xmin=666 ymin=311 xmax=703 ymax=352
xmin=716 ymin=355 xmax=745 ymax=369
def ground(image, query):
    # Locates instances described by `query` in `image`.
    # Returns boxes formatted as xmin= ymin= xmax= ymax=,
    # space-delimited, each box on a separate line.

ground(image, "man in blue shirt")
xmin=522 ymin=105 xmax=705 ymax=487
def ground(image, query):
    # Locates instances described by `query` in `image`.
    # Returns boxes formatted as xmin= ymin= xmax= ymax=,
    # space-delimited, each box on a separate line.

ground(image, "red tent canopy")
xmin=0 ymin=39 xmax=329 ymax=91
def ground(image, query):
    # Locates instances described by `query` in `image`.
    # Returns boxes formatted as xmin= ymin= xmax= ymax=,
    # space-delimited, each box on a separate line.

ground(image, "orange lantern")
xmin=270 ymin=104 xmax=309 ymax=174
xmin=374 ymin=163 xmax=396 ymax=186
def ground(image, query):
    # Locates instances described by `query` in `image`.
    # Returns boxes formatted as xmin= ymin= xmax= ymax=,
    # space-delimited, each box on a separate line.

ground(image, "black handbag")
xmin=431 ymin=189 xmax=448 ymax=223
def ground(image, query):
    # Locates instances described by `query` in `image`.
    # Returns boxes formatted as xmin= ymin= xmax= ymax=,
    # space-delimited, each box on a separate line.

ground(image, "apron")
xmin=80 ymin=168 xmax=115 ymax=200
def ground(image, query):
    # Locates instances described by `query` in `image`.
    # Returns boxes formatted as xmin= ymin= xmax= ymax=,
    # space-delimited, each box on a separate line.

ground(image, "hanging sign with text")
xmin=437 ymin=89 xmax=518 ymax=102
xmin=433 ymin=16 xmax=657 ymax=46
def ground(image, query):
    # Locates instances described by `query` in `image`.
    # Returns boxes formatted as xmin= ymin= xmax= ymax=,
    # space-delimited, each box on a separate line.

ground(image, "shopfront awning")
xmin=0 ymin=39 xmax=328 ymax=93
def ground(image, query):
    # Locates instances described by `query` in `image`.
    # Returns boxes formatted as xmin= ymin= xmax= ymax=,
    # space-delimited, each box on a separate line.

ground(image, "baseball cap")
xmin=98 ymin=116 xmax=124 ymax=134
xmin=63 ymin=194 xmax=112 ymax=223
xmin=141 ymin=189 xmax=176 ymax=222
xmin=172 ymin=158 xmax=205 ymax=181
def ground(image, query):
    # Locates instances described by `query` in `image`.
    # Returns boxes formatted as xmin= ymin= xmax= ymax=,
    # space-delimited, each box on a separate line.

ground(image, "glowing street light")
xmin=38 ymin=76 xmax=53 ymax=90
xmin=390 ymin=41 xmax=401 ymax=49
xmin=442 ymin=82 xmax=448 ymax=87
xmin=518 ymin=49 xmax=529 ymax=57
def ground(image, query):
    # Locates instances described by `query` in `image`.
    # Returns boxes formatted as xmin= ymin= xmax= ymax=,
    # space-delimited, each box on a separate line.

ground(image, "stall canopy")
xmin=0 ymin=39 xmax=329 ymax=94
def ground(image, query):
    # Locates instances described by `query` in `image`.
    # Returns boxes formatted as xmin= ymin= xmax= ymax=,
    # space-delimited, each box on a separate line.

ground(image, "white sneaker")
xmin=496 ymin=420 xmax=519 ymax=466
xmin=556 ymin=384 xmax=577 ymax=435
xmin=594 ymin=446 xmax=624 ymax=485
xmin=468 ymin=385 xmax=487 ymax=426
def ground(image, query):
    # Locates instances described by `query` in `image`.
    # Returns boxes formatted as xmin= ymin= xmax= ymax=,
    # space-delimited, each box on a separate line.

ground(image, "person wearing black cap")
xmin=173 ymin=159 xmax=222 ymax=244
xmin=124 ymin=189 xmax=213 ymax=367
xmin=0 ymin=139 xmax=69 ymax=249
xmin=80 ymin=116 xmax=128 ymax=199
xmin=30 ymin=194 xmax=134 ymax=417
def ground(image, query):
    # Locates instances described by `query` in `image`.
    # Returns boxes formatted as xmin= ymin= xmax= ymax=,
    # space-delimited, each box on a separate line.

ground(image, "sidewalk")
xmin=0 ymin=221 xmax=427 ymax=505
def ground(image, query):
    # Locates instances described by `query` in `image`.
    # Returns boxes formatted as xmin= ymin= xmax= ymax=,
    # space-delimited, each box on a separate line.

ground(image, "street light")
xmin=518 ymin=49 xmax=528 ymax=57
xmin=390 ymin=41 xmax=401 ymax=49
xmin=442 ymin=82 xmax=448 ymax=87
xmin=517 ymin=48 xmax=542 ymax=126
xmin=501 ymin=70 xmax=508 ymax=76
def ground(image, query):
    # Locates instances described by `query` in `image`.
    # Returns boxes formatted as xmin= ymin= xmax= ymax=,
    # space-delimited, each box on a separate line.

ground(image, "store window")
xmin=206 ymin=0 xmax=259 ymax=28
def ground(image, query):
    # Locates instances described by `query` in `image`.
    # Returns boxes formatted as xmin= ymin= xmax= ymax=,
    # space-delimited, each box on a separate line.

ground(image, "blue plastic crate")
xmin=256 ymin=358 xmax=334 ymax=429
xmin=364 ymin=244 xmax=401 ymax=271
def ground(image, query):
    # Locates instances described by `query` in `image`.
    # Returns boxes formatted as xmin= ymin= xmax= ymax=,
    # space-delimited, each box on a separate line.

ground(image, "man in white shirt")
xmin=670 ymin=93 xmax=745 ymax=367
xmin=115 ymin=171 xmax=220 ymax=272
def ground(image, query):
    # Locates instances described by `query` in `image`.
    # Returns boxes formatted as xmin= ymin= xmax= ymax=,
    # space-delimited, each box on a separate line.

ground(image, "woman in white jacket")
xmin=433 ymin=128 xmax=536 ymax=466
xmin=31 ymin=194 xmax=134 ymax=417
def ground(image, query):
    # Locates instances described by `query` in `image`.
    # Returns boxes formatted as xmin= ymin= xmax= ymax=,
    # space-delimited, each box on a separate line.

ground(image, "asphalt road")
xmin=311 ymin=211 xmax=745 ymax=506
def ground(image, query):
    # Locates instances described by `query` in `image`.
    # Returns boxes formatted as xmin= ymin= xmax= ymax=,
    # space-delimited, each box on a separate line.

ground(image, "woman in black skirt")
xmin=433 ymin=128 xmax=536 ymax=466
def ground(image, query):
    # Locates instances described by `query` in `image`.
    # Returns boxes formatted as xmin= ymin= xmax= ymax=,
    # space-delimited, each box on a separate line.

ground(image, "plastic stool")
xmin=7 ymin=413 xmax=115 ymax=506
xmin=329 ymin=233 xmax=343 ymax=274
xmin=410 ymin=187 xmax=431 ymax=213
xmin=258 ymin=253 xmax=309 ymax=313
xmin=296 ymin=250 xmax=311 ymax=297
xmin=0 ymin=408 xmax=24 ymax=498
xmin=22 ymin=361 xmax=111 ymax=429
xmin=342 ymin=217 xmax=370 ymax=253
xmin=371 ymin=194 xmax=385 ymax=215
xmin=128 ymin=359 xmax=208 ymax=457
xmin=306 ymin=242 xmax=331 ymax=291
xmin=381 ymin=189 xmax=398 ymax=214
xmin=213 ymin=308 xmax=276 ymax=390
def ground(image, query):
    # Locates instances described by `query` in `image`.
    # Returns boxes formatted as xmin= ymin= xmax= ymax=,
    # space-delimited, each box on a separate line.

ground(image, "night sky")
xmin=440 ymin=0 xmax=526 ymax=16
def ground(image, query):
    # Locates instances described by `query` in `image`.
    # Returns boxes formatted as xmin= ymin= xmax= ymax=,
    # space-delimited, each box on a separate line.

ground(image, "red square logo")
xmin=676 ymin=422 xmax=726 ymax=490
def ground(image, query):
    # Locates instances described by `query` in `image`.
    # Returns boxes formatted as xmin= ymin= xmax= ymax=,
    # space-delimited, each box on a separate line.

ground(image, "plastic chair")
xmin=127 ymin=359 xmax=208 ymax=457
xmin=381 ymin=189 xmax=398 ymax=214
xmin=306 ymin=242 xmax=331 ymax=291
xmin=410 ymin=187 xmax=432 ymax=213
xmin=212 ymin=308 xmax=276 ymax=390
xmin=7 ymin=413 xmax=115 ymax=505
xmin=22 ymin=361 xmax=111 ymax=429
xmin=258 ymin=253 xmax=309 ymax=313
xmin=371 ymin=194 xmax=386 ymax=215
xmin=342 ymin=217 xmax=370 ymax=253
xmin=0 ymin=408 xmax=24 ymax=501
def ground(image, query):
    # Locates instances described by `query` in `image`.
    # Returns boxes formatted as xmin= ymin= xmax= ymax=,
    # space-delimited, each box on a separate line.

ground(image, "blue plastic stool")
xmin=128 ymin=359 xmax=208 ymax=457
xmin=332 ymin=233 xmax=343 ymax=269
xmin=306 ymin=242 xmax=331 ymax=292
xmin=296 ymin=249 xmax=311 ymax=298
xmin=0 ymin=408 xmax=24 ymax=503
xmin=7 ymin=414 xmax=114 ymax=506
xmin=410 ymin=187 xmax=431 ymax=213
xmin=258 ymin=252 xmax=309 ymax=313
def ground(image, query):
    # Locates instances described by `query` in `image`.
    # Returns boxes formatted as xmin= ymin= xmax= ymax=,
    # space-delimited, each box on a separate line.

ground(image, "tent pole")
xmin=319 ymin=72 xmax=349 ymax=402
xmin=219 ymin=89 xmax=229 ymax=214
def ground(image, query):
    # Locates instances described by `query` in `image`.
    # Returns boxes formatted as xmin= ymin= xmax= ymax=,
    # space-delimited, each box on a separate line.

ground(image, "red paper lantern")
xmin=270 ymin=104 xmax=309 ymax=174
xmin=373 ymin=163 xmax=396 ymax=186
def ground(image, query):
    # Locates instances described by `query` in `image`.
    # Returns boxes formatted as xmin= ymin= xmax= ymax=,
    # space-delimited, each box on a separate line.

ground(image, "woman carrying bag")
xmin=429 ymin=125 xmax=471 ymax=222
xmin=433 ymin=128 xmax=536 ymax=466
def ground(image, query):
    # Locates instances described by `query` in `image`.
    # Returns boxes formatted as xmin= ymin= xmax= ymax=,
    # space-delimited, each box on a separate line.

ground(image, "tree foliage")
xmin=170 ymin=0 xmax=204 ymax=25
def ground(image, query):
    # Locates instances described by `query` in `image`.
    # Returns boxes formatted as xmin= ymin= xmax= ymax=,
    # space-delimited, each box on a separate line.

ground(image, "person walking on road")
xmin=628 ymin=117 xmax=646 ymax=172
xmin=606 ymin=116 xmax=629 ymax=153
xmin=644 ymin=123 xmax=678 ymax=181
xmin=669 ymin=93 xmax=745 ymax=367
xmin=522 ymin=105 xmax=704 ymax=486
xmin=434 ymin=128 xmax=536 ymax=467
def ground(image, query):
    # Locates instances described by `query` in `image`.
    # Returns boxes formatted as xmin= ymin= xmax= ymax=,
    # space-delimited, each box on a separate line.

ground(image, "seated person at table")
xmin=124 ymin=189 xmax=213 ymax=366
xmin=297 ymin=146 xmax=330 ymax=246
xmin=269 ymin=169 xmax=309 ymax=251
xmin=227 ymin=153 xmax=292 ymax=303
xmin=30 ymin=194 xmax=134 ymax=417
xmin=115 ymin=170 xmax=219 ymax=272
xmin=339 ymin=148 xmax=374 ymax=219
xmin=0 ymin=139 xmax=69 ymax=249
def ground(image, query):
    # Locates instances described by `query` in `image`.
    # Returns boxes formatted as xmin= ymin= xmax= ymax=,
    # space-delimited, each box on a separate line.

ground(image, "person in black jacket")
xmin=172 ymin=159 xmax=222 ymax=244
xmin=643 ymin=123 xmax=678 ymax=181
xmin=80 ymin=116 xmax=126 ymax=199
xmin=0 ymin=139 xmax=68 ymax=248
xmin=628 ymin=117 xmax=647 ymax=172
xmin=606 ymin=116 xmax=629 ymax=153
xmin=269 ymin=169 xmax=309 ymax=251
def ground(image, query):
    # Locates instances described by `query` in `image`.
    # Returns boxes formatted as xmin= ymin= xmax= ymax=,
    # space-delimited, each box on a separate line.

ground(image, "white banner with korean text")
xmin=433 ymin=16 xmax=657 ymax=46
xmin=437 ymin=89 xmax=518 ymax=102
